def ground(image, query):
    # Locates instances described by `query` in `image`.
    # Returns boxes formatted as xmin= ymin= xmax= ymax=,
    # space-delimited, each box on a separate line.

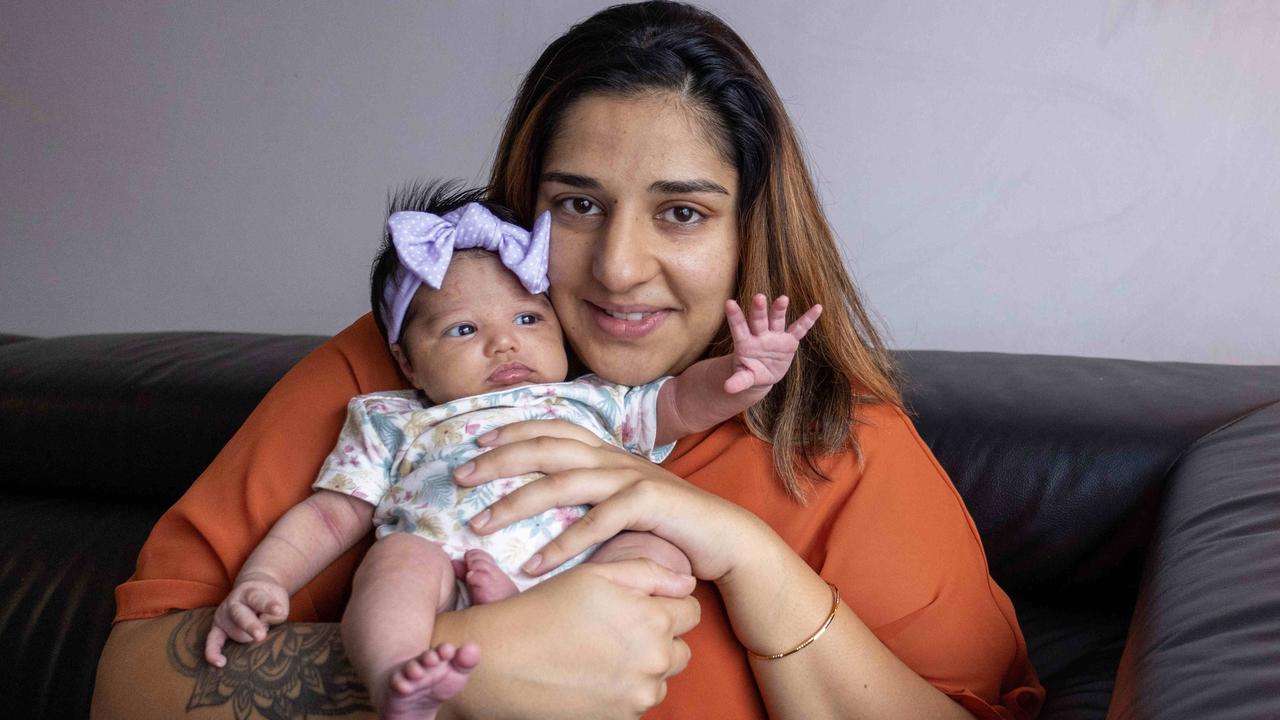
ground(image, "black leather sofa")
xmin=1 ymin=331 xmax=1277 ymax=719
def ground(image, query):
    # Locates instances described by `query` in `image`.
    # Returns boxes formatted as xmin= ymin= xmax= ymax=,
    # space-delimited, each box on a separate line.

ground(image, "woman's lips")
xmin=589 ymin=302 xmax=669 ymax=339
xmin=488 ymin=362 xmax=532 ymax=385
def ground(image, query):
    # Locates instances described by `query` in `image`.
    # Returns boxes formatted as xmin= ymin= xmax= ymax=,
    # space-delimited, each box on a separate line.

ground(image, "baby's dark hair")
xmin=370 ymin=179 xmax=521 ymax=343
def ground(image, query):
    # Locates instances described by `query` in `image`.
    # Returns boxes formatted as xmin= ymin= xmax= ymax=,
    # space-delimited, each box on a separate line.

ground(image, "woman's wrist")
xmin=711 ymin=502 xmax=799 ymax=585
xmin=714 ymin=522 xmax=835 ymax=657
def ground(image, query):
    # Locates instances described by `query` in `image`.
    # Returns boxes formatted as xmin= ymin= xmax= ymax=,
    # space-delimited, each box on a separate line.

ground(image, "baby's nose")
xmin=487 ymin=330 xmax=519 ymax=354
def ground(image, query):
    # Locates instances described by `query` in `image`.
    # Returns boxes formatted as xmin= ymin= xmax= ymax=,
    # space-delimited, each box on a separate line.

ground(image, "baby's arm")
xmin=655 ymin=294 xmax=822 ymax=446
xmin=204 ymin=489 xmax=373 ymax=666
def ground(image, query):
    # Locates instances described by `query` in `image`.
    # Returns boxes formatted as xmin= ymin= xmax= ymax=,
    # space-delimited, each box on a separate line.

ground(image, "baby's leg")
xmin=589 ymin=530 xmax=692 ymax=576
xmin=342 ymin=532 xmax=478 ymax=720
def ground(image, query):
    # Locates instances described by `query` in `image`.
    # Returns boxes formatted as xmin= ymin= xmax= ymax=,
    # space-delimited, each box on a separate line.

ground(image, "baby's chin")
xmin=432 ymin=376 xmax=567 ymax=404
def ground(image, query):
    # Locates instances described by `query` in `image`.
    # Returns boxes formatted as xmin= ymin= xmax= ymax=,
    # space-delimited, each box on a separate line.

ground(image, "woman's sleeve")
xmin=113 ymin=314 xmax=407 ymax=624
xmin=818 ymin=405 xmax=1045 ymax=720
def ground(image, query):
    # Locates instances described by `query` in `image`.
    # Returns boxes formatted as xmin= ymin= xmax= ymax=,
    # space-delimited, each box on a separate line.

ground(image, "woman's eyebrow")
xmin=541 ymin=172 xmax=729 ymax=196
xmin=649 ymin=179 xmax=729 ymax=195
xmin=541 ymin=171 xmax=600 ymax=189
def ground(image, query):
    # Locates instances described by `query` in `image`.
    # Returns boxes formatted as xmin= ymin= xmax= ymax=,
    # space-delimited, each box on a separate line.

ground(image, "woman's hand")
xmin=445 ymin=558 xmax=699 ymax=719
xmin=453 ymin=419 xmax=771 ymax=582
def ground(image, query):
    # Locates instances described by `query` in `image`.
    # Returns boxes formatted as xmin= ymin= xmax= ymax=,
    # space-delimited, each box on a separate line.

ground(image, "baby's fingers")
xmin=204 ymin=625 xmax=229 ymax=667
xmin=786 ymin=304 xmax=823 ymax=339
xmin=212 ymin=603 xmax=258 ymax=644
xmin=230 ymin=603 xmax=269 ymax=642
xmin=724 ymin=299 xmax=751 ymax=347
xmin=747 ymin=293 xmax=769 ymax=334
xmin=768 ymin=295 xmax=789 ymax=332
xmin=246 ymin=588 xmax=288 ymax=624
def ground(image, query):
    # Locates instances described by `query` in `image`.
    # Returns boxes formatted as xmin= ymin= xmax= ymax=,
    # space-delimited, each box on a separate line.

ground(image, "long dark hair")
xmin=489 ymin=2 xmax=901 ymax=501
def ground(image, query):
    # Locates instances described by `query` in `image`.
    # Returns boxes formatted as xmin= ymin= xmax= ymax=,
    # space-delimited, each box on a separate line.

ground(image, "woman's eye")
xmin=660 ymin=206 xmax=704 ymax=224
xmin=445 ymin=323 xmax=476 ymax=337
xmin=557 ymin=197 xmax=601 ymax=216
xmin=515 ymin=313 xmax=538 ymax=326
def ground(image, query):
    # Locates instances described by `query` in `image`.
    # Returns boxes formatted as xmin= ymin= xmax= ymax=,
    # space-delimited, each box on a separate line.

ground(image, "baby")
xmin=204 ymin=186 xmax=821 ymax=720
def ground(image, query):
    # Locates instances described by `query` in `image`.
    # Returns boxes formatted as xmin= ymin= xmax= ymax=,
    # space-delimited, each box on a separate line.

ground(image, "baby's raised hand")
xmin=723 ymin=294 xmax=822 ymax=394
xmin=204 ymin=576 xmax=291 ymax=667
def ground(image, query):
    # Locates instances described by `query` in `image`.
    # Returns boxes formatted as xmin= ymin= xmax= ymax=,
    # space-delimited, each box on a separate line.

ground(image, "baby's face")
xmin=392 ymin=252 xmax=569 ymax=404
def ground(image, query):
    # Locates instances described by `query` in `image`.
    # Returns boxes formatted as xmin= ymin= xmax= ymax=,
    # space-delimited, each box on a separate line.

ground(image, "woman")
xmin=94 ymin=3 xmax=1044 ymax=718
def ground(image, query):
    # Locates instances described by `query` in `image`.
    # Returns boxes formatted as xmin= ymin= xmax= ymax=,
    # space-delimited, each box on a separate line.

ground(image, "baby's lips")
xmin=488 ymin=362 xmax=532 ymax=385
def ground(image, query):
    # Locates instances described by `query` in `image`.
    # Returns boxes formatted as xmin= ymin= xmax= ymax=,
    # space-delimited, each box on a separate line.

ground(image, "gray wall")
xmin=3 ymin=1 xmax=1277 ymax=364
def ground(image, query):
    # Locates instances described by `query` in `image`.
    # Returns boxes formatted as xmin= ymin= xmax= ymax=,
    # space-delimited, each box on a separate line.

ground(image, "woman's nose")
xmin=593 ymin=211 xmax=660 ymax=293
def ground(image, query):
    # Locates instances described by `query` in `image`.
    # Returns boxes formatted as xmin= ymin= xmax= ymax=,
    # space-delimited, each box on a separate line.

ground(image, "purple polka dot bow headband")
xmin=381 ymin=203 xmax=551 ymax=344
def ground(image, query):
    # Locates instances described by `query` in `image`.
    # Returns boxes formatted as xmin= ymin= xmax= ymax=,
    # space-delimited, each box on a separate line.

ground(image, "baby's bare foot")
xmin=383 ymin=642 xmax=480 ymax=720
xmin=463 ymin=549 xmax=519 ymax=604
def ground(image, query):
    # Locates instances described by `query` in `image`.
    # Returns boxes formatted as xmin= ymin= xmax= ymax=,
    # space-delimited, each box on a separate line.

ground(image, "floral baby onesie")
xmin=313 ymin=374 xmax=673 ymax=596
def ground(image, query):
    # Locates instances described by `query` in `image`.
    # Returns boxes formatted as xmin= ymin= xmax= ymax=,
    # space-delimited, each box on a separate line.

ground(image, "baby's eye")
xmin=659 ymin=205 xmax=704 ymax=224
xmin=445 ymin=323 xmax=476 ymax=337
xmin=557 ymin=197 xmax=602 ymax=216
xmin=515 ymin=313 xmax=538 ymax=326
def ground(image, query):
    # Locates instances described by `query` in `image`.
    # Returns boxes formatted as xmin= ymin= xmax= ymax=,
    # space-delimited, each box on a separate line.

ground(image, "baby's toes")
xmin=464 ymin=549 xmax=499 ymax=572
xmin=399 ymin=656 xmax=426 ymax=683
xmin=453 ymin=643 xmax=481 ymax=670
xmin=433 ymin=643 xmax=457 ymax=663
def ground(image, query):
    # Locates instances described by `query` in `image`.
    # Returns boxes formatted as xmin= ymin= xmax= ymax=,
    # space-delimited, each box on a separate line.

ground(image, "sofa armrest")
xmin=1108 ymin=401 xmax=1280 ymax=719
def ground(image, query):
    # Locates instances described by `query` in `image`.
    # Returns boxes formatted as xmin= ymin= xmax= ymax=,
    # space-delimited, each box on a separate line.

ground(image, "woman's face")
xmin=537 ymin=93 xmax=740 ymax=386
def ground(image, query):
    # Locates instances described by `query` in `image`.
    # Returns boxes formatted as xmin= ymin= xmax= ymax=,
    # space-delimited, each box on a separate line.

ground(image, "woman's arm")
xmin=93 ymin=560 xmax=697 ymax=720
xmin=458 ymin=422 xmax=978 ymax=720
xmin=723 ymin=524 xmax=976 ymax=720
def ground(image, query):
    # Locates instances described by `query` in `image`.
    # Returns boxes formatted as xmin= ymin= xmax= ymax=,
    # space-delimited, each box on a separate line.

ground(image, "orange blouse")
xmin=116 ymin=314 xmax=1044 ymax=719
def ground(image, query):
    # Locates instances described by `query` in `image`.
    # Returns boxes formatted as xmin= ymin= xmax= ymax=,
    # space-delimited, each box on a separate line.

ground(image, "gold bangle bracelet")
xmin=746 ymin=582 xmax=842 ymax=661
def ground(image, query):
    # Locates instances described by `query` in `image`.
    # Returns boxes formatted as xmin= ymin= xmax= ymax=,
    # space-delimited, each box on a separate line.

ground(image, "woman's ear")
xmin=389 ymin=343 xmax=415 ymax=380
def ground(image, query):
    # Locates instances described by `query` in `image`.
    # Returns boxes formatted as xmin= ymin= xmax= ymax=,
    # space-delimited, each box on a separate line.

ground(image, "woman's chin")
xmin=578 ymin=353 xmax=660 ymax=386
xmin=577 ymin=350 xmax=679 ymax=386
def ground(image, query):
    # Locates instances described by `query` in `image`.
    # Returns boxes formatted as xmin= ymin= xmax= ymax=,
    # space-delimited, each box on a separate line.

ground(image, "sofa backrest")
xmin=1 ymin=333 xmax=1277 ymax=718
xmin=897 ymin=350 xmax=1280 ymax=600
xmin=0 ymin=332 xmax=327 ymax=509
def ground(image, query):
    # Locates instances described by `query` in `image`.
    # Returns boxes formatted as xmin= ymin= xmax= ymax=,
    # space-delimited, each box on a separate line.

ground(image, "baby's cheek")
xmin=428 ymin=366 xmax=488 ymax=404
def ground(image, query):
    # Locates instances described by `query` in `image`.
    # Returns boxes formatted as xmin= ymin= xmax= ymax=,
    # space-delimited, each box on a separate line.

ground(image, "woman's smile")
xmin=588 ymin=300 xmax=672 ymax=339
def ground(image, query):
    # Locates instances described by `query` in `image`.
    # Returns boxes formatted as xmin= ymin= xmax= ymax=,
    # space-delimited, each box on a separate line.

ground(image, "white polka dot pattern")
xmin=380 ymin=204 xmax=552 ymax=344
